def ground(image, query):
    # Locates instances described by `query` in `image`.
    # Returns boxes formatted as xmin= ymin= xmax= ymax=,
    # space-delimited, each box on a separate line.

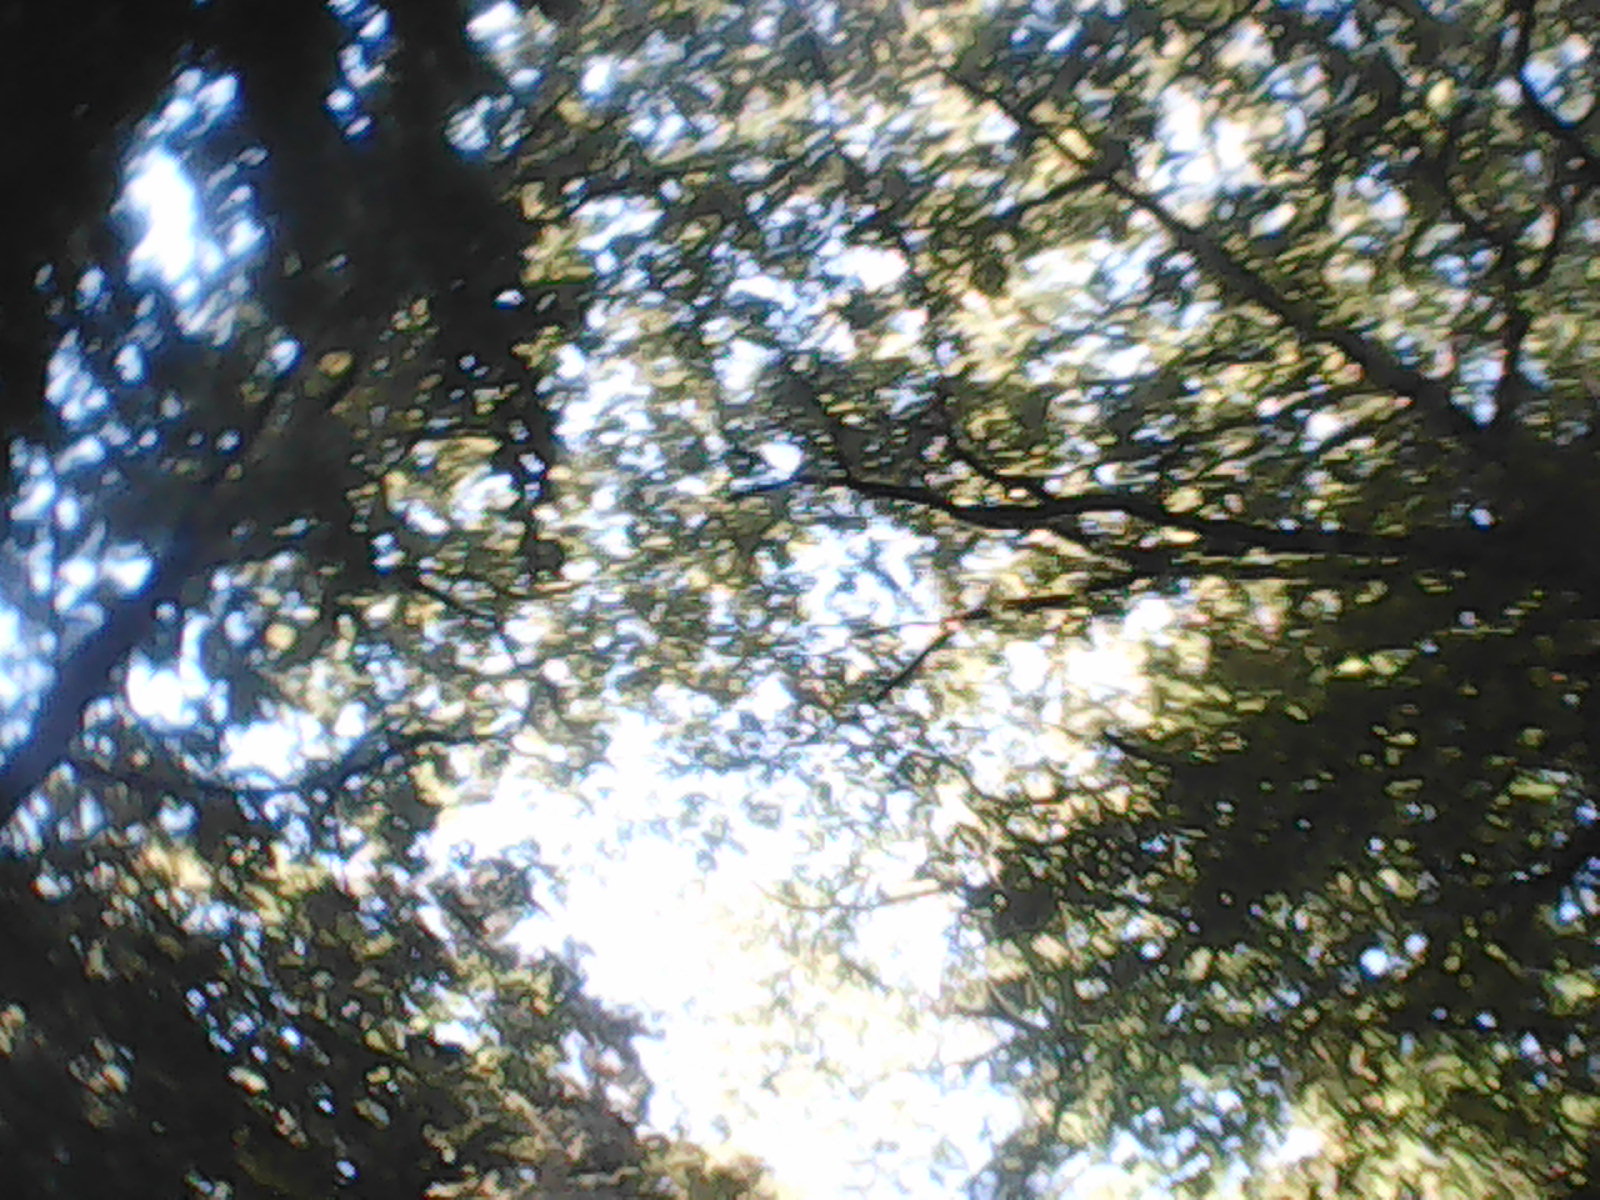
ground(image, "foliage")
xmin=461 ymin=0 xmax=1600 ymax=1195
xmin=0 ymin=817 xmax=699 ymax=1199
xmin=0 ymin=3 xmax=773 ymax=1198
xmin=8 ymin=0 xmax=1600 ymax=1197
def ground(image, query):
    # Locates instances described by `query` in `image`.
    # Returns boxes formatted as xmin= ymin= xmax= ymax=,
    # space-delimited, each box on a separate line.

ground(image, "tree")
xmin=0 ymin=816 xmax=777 ymax=1199
xmin=0 ymin=0 xmax=565 ymax=484
xmin=0 ymin=0 xmax=597 ymax=817
xmin=466 ymin=0 xmax=1600 ymax=1194
xmin=10 ymin=0 xmax=1600 ymax=1195
xmin=0 ymin=3 xmax=769 ymax=1196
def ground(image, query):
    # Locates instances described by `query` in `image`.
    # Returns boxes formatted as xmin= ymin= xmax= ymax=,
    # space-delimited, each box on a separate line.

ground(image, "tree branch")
xmin=946 ymin=69 xmax=1490 ymax=447
xmin=837 ymin=470 xmax=1419 ymax=562
xmin=0 ymin=358 xmax=365 ymax=830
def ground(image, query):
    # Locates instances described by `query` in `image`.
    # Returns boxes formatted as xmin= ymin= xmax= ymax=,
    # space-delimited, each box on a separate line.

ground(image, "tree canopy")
xmin=3 ymin=0 xmax=1600 ymax=1197
xmin=1 ymin=2 xmax=757 ymax=1196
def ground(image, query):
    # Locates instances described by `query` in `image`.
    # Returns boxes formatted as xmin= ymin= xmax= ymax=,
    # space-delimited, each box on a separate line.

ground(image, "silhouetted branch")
xmin=0 ymin=359 xmax=365 ymax=830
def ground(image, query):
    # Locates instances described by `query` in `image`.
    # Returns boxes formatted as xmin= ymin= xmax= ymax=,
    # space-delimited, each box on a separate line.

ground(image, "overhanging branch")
xmin=0 ymin=357 xmax=365 ymax=831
